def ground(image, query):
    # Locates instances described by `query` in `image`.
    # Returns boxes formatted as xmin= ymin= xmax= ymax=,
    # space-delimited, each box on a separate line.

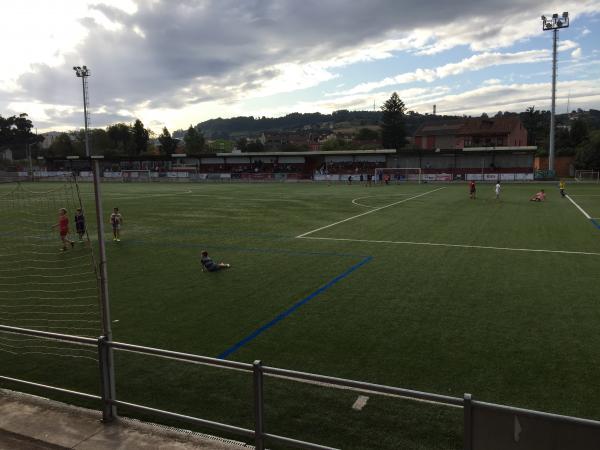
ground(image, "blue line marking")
xmin=591 ymin=219 xmax=600 ymax=230
xmin=217 ymin=256 xmax=373 ymax=360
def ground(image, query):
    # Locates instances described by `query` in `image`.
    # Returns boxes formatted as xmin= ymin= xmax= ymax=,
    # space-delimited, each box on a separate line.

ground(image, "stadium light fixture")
xmin=541 ymin=11 xmax=569 ymax=174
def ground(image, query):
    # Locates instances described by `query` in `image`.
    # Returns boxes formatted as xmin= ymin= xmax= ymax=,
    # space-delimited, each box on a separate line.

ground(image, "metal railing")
xmin=2 ymin=324 xmax=600 ymax=450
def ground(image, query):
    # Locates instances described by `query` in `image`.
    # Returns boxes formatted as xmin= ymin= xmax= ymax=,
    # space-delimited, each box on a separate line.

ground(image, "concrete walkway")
xmin=0 ymin=389 xmax=251 ymax=450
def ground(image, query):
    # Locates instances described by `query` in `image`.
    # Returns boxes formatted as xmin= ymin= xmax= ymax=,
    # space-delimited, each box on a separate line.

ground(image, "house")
xmin=414 ymin=117 xmax=528 ymax=150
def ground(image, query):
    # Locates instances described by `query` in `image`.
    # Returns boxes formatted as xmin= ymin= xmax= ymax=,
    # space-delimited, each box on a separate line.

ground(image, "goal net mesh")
xmin=374 ymin=168 xmax=422 ymax=183
xmin=0 ymin=176 xmax=102 ymax=362
xmin=575 ymin=170 xmax=600 ymax=183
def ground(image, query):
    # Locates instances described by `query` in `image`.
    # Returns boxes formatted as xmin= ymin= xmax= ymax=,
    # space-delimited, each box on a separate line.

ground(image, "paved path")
xmin=0 ymin=389 xmax=249 ymax=450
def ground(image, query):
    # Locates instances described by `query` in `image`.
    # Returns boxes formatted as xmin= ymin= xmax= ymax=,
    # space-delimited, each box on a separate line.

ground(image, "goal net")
xmin=575 ymin=170 xmax=600 ymax=183
xmin=0 ymin=177 xmax=102 ymax=363
xmin=374 ymin=168 xmax=422 ymax=183
xmin=122 ymin=169 xmax=152 ymax=182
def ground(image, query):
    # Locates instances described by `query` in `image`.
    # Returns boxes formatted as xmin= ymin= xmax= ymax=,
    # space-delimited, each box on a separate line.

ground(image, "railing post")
xmin=464 ymin=393 xmax=473 ymax=450
xmin=253 ymin=360 xmax=265 ymax=450
xmin=98 ymin=336 xmax=117 ymax=422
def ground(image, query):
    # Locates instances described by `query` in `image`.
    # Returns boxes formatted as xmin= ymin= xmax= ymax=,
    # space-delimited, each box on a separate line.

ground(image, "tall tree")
xmin=47 ymin=133 xmax=74 ymax=157
xmin=570 ymin=118 xmax=589 ymax=147
xmin=380 ymin=92 xmax=407 ymax=150
xmin=576 ymin=130 xmax=600 ymax=169
xmin=158 ymin=127 xmax=178 ymax=154
xmin=132 ymin=119 xmax=150 ymax=155
xmin=107 ymin=123 xmax=131 ymax=153
xmin=183 ymin=125 xmax=205 ymax=153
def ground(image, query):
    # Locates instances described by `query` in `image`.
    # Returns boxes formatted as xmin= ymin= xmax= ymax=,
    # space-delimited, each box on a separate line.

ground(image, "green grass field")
xmin=2 ymin=180 xmax=600 ymax=449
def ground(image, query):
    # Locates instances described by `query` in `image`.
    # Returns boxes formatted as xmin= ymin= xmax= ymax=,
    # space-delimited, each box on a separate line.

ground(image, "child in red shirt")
xmin=52 ymin=208 xmax=75 ymax=251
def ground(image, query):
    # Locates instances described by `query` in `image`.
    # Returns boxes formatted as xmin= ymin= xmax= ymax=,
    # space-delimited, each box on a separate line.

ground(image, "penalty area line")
xmin=565 ymin=194 xmax=600 ymax=230
xmin=298 ymin=236 xmax=600 ymax=257
xmin=297 ymin=187 xmax=445 ymax=238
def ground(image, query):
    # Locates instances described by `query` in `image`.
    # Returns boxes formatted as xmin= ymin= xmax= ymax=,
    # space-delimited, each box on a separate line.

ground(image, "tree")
xmin=47 ymin=133 xmax=74 ymax=157
xmin=107 ymin=123 xmax=131 ymax=153
xmin=0 ymin=113 xmax=43 ymax=159
xmin=132 ymin=119 xmax=149 ymax=155
xmin=380 ymin=92 xmax=407 ymax=150
xmin=576 ymin=130 xmax=600 ymax=169
xmin=570 ymin=119 xmax=589 ymax=147
xmin=158 ymin=127 xmax=178 ymax=154
xmin=184 ymin=125 xmax=205 ymax=153
xmin=355 ymin=127 xmax=379 ymax=141
xmin=245 ymin=141 xmax=264 ymax=152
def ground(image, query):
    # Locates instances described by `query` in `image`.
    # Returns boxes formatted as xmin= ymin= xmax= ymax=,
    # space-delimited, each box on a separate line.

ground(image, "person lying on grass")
xmin=200 ymin=250 xmax=231 ymax=272
xmin=529 ymin=190 xmax=546 ymax=202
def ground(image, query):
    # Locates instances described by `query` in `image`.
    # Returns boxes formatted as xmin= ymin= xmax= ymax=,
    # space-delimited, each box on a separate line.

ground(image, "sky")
xmin=1 ymin=0 xmax=600 ymax=134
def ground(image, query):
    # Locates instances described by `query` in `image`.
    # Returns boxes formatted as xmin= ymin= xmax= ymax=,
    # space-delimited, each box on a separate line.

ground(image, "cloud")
xmin=572 ymin=48 xmax=583 ymax=59
xmin=2 ymin=0 xmax=600 ymax=131
xmin=329 ymin=50 xmax=550 ymax=97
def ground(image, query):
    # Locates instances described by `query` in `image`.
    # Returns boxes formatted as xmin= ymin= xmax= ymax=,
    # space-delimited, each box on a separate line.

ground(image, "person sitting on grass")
xmin=201 ymin=250 xmax=231 ymax=272
xmin=530 ymin=189 xmax=546 ymax=202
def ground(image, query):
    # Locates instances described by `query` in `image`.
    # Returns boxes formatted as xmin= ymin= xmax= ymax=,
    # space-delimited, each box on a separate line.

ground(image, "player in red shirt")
xmin=469 ymin=181 xmax=476 ymax=199
xmin=52 ymin=208 xmax=75 ymax=251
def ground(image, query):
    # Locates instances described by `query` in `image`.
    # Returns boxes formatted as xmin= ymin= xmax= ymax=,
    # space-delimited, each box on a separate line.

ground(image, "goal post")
xmin=575 ymin=170 xmax=600 ymax=183
xmin=374 ymin=167 xmax=422 ymax=184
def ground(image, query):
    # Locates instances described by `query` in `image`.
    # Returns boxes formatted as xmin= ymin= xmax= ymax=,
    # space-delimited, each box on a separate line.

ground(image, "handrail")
xmin=263 ymin=366 xmax=463 ymax=406
xmin=108 ymin=340 xmax=252 ymax=372
xmin=0 ymin=324 xmax=97 ymax=345
xmin=4 ymin=324 xmax=600 ymax=448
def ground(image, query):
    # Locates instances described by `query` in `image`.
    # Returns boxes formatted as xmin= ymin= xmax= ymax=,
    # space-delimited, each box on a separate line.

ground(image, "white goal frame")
xmin=374 ymin=167 xmax=422 ymax=184
xmin=575 ymin=170 xmax=600 ymax=183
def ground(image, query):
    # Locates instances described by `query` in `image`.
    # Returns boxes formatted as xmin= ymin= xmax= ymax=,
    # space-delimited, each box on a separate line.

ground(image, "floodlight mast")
xmin=72 ymin=65 xmax=117 ymax=422
xmin=541 ymin=12 xmax=569 ymax=174
xmin=72 ymin=66 xmax=91 ymax=157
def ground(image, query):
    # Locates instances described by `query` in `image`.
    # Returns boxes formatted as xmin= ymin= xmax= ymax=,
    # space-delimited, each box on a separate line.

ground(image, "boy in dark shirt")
xmin=201 ymin=251 xmax=231 ymax=272
xmin=75 ymin=208 xmax=86 ymax=241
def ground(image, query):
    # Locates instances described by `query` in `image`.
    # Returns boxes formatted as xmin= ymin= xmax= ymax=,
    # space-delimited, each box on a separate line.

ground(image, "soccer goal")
xmin=122 ymin=169 xmax=152 ymax=182
xmin=575 ymin=170 xmax=600 ymax=183
xmin=374 ymin=167 xmax=422 ymax=183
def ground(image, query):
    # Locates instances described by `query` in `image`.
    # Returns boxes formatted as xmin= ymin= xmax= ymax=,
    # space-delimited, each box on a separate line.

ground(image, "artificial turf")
xmin=1 ymin=180 xmax=600 ymax=449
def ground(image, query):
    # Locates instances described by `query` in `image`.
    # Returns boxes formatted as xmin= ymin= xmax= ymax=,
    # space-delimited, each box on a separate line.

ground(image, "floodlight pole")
xmin=73 ymin=65 xmax=117 ymax=421
xmin=549 ymin=28 xmax=558 ymax=173
xmin=542 ymin=12 xmax=569 ymax=175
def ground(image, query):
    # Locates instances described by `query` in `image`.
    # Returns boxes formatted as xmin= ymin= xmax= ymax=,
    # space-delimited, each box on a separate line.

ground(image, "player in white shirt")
xmin=495 ymin=181 xmax=501 ymax=200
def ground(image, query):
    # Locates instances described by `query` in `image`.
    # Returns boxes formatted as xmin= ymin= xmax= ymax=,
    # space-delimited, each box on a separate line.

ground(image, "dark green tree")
xmin=380 ymin=92 xmax=407 ymax=150
xmin=183 ymin=125 xmax=205 ymax=153
xmin=355 ymin=127 xmax=379 ymax=141
xmin=132 ymin=119 xmax=149 ymax=155
xmin=236 ymin=137 xmax=248 ymax=152
xmin=576 ymin=130 xmax=600 ymax=169
xmin=245 ymin=141 xmax=264 ymax=152
xmin=570 ymin=118 xmax=589 ymax=147
xmin=158 ymin=127 xmax=178 ymax=154
xmin=47 ymin=133 xmax=74 ymax=157
xmin=107 ymin=123 xmax=131 ymax=153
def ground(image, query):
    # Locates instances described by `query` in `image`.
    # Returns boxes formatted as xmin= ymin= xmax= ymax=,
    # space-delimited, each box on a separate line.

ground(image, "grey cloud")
xmin=5 ymin=0 xmax=587 ymax=128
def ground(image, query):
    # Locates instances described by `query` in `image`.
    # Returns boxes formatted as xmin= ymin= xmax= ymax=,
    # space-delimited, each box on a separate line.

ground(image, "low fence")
xmin=1 ymin=324 xmax=600 ymax=449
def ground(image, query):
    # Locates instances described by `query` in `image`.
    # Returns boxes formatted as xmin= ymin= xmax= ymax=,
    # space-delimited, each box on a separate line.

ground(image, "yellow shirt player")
xmin=559 ymin=180 xmax=566 ymax=198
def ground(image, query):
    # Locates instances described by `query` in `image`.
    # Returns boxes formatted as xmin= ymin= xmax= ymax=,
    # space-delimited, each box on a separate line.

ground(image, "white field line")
xmin=298 ymin=236 xmax=600 ymax=257
xmin=351 ymin=194 xmax=415 ymax=208
xmin=297 ymin=187 xmax=445 ymax=238
xmin=566 ymin=194 xmax=591 ymax=219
